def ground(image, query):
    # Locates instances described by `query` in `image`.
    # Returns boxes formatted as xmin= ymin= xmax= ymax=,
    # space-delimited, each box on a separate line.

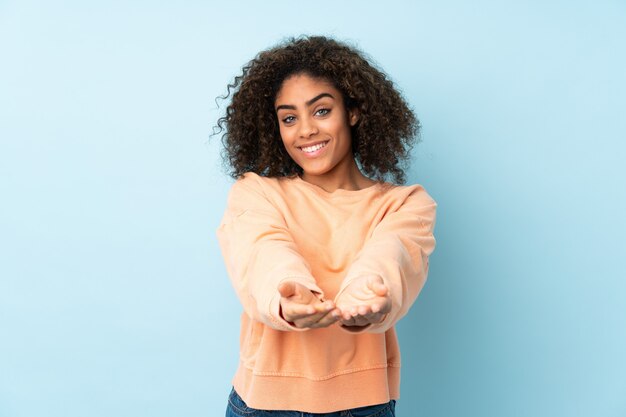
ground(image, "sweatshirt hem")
xmin=233 ymin=363 xmax=400 ymax=412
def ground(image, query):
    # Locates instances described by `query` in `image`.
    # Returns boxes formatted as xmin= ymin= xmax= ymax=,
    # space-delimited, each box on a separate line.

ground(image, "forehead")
xmin=275 ymin=74 xmax=339 ymax=104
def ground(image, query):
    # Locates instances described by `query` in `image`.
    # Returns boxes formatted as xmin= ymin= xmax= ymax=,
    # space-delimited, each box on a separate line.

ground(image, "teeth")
xmin=301 ymin=142 xmax=327 ymax=153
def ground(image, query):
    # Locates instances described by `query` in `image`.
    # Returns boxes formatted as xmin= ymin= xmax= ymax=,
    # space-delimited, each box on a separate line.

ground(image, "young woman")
xmin=215 ymin=35 xmax=437 ymax=416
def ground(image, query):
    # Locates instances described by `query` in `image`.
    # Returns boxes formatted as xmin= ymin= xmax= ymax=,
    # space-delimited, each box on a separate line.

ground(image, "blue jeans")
xmin=226 ymin=387 xmax=396 ymax=417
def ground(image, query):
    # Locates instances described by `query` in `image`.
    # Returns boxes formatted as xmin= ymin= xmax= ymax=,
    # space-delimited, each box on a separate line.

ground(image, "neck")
xmin=300 ymin=159 xmax=375 ymax=193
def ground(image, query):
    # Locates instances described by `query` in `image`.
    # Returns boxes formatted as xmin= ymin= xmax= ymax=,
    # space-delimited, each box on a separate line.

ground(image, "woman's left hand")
xmin=334 ymin=275 xmax=392 ymax=327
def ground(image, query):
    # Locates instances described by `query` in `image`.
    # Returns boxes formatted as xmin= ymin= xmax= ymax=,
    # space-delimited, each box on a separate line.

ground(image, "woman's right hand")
xmin=278 ymin=281 xmax=341 ymax=329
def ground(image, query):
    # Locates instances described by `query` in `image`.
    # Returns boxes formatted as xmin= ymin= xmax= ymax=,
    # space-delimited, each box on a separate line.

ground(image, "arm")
xmin=334 ymin=185 xmax=437 ymax=333
xmin=216 ymin=175 xmax=334 ymax=331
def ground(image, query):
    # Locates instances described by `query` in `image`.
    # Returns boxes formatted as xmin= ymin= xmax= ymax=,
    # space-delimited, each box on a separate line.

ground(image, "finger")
xmin=286 ymin=300 xmax=333 ymax=323
xmin=378 ymin=297 xmax=392 ymax=314
xmin=313 ymin=300 xmax=336 ymax=313
xmin=361 ymin=310 xmax=385 ymax=324
xmin=293 ymin=309 xmax=332 ymax=328
xmin=278 ymin=281 xmax=297 ymax=298
xmin=310 ymin=308 xmax=341 ymax=328
xmin=350 ymin=311 xmax=376 ymax=325
xmin=284 ymin=303 xmax=317 ymax=320
xmin=371 ymin=298 xmax=391 ymax=314
xmin=281 ymin=297 xmax=321 ymax=320
xmin=345 ymin=305 xmax=371 ymax=317
xmin=306 ymin=304 xmax=340 ymax=328
xmin=342 ymin=307 xmax=358 ymax=321
xmin=344 ymin=304 xmax=387 ymax=326
xmin=341 ymin=319 xmax=354 ymax=326
xmin=373 ymin=284 xmax=388 ymax=297
xmin=357 ymin=305 xmax=371 ymax=316
xmin=367 ymin=276 xmax=389 ymax=297
xmin=341 ymin=318 xmax=354 ymax=326
xmin=371 ymin=312 xmax=386 ymax=323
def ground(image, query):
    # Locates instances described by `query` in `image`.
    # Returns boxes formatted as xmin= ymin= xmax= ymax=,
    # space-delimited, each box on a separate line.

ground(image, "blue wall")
xmin=1 ymin=1 xmax=624 ymax=416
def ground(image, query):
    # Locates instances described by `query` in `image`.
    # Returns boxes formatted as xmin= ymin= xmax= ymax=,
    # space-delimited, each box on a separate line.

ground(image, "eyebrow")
xmin=275 ymin=93 xmax=335 ymax=112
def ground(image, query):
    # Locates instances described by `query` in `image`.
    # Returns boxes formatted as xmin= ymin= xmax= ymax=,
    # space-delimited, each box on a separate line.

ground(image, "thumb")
xmin=367 ymin=276 xmax=388 ymax=297
xmin=278 ymin=281 xmax=297 ymax=298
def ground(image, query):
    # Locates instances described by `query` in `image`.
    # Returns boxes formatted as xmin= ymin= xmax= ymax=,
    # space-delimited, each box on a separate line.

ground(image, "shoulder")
xmin=374 ymin=183 xmax=437 ymax=232
xmin=229 ymin=172 xmax=294 ymax=197
xmin=226 ymin=172 xmax=298 ymax=212
xmin=382 ymin=182 xmax=437 ymax=209
xmin=233 ymin=171 xmax=268 ymax=189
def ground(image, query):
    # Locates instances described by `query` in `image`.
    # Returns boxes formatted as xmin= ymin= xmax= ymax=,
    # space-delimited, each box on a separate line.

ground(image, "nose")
xmin=298 ymin=116 xmax=318 ymax=138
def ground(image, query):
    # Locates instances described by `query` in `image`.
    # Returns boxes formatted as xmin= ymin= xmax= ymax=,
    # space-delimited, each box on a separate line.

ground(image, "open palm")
xmin=334 ymin=275 xmax=392 ymax=327
xmin=278 ymin=281 xmax=340 ymax=329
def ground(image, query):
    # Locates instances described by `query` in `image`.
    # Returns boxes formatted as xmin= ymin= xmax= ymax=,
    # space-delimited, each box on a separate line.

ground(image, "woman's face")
xmin=275 ymin=73 xmax=359 ymax=181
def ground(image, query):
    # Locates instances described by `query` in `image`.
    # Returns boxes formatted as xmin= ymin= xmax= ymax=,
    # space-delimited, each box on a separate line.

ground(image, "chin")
xmin=299 ymin=164 xmax=333 ymax=177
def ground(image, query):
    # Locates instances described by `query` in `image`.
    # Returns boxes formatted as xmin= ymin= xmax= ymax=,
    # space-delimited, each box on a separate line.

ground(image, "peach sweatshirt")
xmin=216 ymin=172 xmax=436 ymax=413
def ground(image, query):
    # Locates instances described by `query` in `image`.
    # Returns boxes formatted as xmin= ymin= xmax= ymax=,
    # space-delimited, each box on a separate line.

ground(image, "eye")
xmin=282 ymin=115 xmax=296 ymax=124
xmin=315 ymin=108 xmax=331 ymax=116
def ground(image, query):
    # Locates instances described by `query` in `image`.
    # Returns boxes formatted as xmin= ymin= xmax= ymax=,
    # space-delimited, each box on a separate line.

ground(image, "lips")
xmin=298 ymin=140 xmax=329 ymax=153
xmin=297 ymin=140 xmax=330 ymax=158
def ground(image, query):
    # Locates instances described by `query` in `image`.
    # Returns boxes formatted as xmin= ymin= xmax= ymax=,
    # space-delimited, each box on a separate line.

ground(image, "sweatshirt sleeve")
xmin=216 ymin=175 xmax=324 ymax=331
xmin=335 ymin=185 xmax=437 ymax=333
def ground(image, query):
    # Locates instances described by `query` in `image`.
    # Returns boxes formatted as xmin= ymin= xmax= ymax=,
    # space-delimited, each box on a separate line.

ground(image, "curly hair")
xmin=214 ymin=35 xmax=420 ymax=184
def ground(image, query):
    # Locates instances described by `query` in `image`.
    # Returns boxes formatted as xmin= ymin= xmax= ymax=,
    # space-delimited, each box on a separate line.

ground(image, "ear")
xmin=348 ymin=107 xmax=360 ymax=127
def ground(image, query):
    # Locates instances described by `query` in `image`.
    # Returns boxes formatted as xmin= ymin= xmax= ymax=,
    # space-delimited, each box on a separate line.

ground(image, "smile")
xmin=299 ymin=141 xmax=329 ymax=154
